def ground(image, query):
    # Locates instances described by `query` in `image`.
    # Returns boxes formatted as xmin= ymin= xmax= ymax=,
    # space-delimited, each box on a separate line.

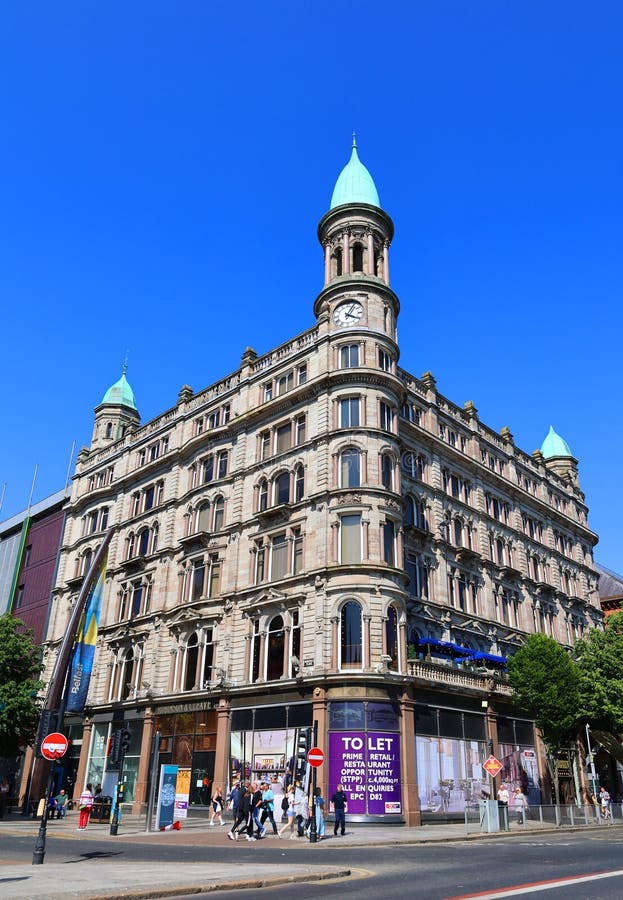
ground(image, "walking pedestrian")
xmin=313 ymin=786 xmax=325 ymax=840
xmin=330 ymin=783 xmax=347 ymax=836
xmin=259 ymin=781 xmax=279 ymax=835
xmin=227 ymin=784 xmax=251 ymax=841
xmin=278 ymin=786 xmax=296 ymax=838
xmin=250 ymin=781 xmax=264 ymax=837
xmin=227 ymin=782 xmax=241 ymax=820
xmin=599 ymin=787 xmax=611 ymax=819
xmin=77 ymin=783 xmax=94 ymax=831
xmin=513 ymin=786 xmax=527 ymax=826
xmin=209 ymin=785 xmax=225 ymax=825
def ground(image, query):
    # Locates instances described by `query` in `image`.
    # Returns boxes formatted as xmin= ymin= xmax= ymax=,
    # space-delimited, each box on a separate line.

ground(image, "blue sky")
xmin=0 ymin=2 xmax=621 ymax=569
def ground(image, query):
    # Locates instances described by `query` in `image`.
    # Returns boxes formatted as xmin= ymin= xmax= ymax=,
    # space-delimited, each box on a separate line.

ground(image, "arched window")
xmin=258 ymin=479 xmax=268 ymax=511
xmin=81 ymin=549 xmax=93 ymax=575
xmin=340 ymin=601 xmax=363 ymax=669
xmin=340 ymin=448 xmax=361 ymax=487
xmin=295 ymin=464 xmax=305 ymax=502
xmin=275 ymin=471 xmax=290 ymax=505
xmin=202 ymin=627 xmax=215 ymax=687
xmin=386 ymin=605 xmax=400 ymax=672
xmin=184 ymin=633 xmax=199 ymax=692
xmin=197 ymin=502 xmax=211 ymax=532
xmin=454 ymin=518 xmax=463 ymax=547
xmin=496 ymin=538 xmax=505 ymax=566
xmin=138 ymin=528 xmax=150 ymax=556
xmin=251 ymin=619 xmax=261 ymax=682
xmin=266 ymin=615 xmax=285 ymax=681
xmin=106 ymin=422 xmax=113 ymax=439
xmin=121 ymin=648 xmax=135 ymax=700
xmin=213 ymin=496 xmax=225 ymax=531
xmin=381 ymin=453 xmax=393 ymax=490
xmin=332 ymin=247 xmax=343 ymax=278
xmin=352 ymin=243 xmax=364 ymax=272
xmin=125 ymin=533 xmax=136 ymax=560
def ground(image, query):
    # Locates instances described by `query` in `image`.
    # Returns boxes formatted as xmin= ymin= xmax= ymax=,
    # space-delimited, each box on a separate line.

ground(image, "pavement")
xmin=0 ymin=809 xmax=620 ymax=900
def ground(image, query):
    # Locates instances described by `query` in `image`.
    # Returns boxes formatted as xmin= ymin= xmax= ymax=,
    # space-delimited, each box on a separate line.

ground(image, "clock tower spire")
xmin=314 ymin=140 xmax=399 ymax=343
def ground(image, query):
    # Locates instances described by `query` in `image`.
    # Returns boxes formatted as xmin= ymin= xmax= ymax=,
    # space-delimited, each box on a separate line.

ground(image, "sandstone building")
xmin=43 ymin=143 xmax=601 ymax=823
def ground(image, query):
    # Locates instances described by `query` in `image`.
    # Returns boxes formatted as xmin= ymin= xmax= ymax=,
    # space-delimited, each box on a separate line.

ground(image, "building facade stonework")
xmin=43 ymin=144 xmax=600 ymax=824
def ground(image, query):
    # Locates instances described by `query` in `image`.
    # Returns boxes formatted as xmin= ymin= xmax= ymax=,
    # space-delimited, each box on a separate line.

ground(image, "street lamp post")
xmin=585 ymin=723 xmax=598 ymax=797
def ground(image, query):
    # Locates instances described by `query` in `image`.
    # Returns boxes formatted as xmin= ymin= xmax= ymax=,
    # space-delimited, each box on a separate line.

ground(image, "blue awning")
xmin=463 ymin=651 xmax=508 ymax=665
xmin=416 ymin=638 xmax=473 ymax=657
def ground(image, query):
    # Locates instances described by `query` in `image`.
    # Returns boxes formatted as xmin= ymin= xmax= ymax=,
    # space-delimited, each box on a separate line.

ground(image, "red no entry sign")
xmin=307 ymin=747 xmax=325 ymax=768
xmin=41 ymin=732 xmax=69 ymax=761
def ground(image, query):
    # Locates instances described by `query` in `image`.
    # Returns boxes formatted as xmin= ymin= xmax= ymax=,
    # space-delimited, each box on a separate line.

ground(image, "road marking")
xmin=444 ymin=868 xmax=623 ymax=899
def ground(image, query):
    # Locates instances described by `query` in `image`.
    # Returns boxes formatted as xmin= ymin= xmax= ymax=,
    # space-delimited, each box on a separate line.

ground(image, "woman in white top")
xmin=77 ymin=783 xmax=94 ymax=831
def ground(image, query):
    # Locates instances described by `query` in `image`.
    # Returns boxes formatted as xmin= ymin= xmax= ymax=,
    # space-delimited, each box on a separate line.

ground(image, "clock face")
xmin=333 ymin=302 xmax=364 ymax=327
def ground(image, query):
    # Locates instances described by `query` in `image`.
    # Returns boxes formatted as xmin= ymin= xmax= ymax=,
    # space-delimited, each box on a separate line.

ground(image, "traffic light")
xmin=36 ymin=709 xmax=59 ymax=758
xmin=294 ymin=726 xmax=312 ymax=780
xmin=120 ymin=727 xmax=132 ymax=754
xmin=109 ymin=729 xmax=122 ymax=764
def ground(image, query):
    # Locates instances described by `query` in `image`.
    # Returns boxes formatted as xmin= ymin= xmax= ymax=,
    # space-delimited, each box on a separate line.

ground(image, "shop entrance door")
xmin=190 ymin=751 xmax=216 ymax=807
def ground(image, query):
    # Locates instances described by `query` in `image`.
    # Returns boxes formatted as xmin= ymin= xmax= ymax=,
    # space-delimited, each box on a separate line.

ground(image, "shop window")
xmin=339 ymin=601 xmax=363 ymax=669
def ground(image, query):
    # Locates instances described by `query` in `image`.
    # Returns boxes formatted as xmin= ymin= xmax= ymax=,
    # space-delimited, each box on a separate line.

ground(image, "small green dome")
xmin=330 ymin=137 xmax=380 ymax=209
xmin=101 ymin=368 xmax=138 ymax=411
xmin=541 ymin=425 xmax=573 ymax=459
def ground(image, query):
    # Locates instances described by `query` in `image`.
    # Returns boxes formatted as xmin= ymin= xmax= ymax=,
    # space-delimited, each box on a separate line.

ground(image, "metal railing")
xmin=464 ymin=802 xmax=623 ymax=835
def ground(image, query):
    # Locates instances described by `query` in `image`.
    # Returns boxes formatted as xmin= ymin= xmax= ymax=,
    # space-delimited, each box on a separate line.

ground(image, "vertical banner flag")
xmin=65 ymin=549 xmax=108 ymax=713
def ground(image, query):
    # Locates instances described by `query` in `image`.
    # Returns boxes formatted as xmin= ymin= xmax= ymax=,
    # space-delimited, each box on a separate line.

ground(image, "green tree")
xmin=507 ymin=633 xmax=580 ymax=806
xmin=574 ymin=612 xmax=623 ymax=731
xmin=0 ymin=613 xmax=44 ymax=757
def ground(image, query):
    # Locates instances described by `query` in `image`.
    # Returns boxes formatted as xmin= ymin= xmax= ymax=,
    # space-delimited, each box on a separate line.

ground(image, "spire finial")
xmin=122 ymin=353 xmax=129 ymax=377
xmin=352 ymin=131 xmax=357 ymax=150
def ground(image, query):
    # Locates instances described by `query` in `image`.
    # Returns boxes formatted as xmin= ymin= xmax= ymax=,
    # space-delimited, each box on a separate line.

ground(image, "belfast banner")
xmin=65 ymin=549 xmax=108 ymax=714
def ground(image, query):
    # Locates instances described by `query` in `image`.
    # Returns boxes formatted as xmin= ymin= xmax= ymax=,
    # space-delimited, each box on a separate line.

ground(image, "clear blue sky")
xmin=1 ymin=2 xmax=621 ymax=570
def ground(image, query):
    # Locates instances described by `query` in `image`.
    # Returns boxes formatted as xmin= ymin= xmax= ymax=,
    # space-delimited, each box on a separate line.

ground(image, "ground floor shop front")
xmin=66 ymin=682 xmax=547 ymax=826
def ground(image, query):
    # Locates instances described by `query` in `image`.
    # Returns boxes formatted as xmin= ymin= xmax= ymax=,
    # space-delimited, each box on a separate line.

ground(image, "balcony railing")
xmin=406 ymin=658 xmax=512 ymax=696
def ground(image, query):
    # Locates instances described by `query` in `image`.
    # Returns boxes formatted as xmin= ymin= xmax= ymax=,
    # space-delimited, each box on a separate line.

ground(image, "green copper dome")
xmin=330 ymin=137 xmax=380 ymax=209
xmin=541 ymin=425 xmax=573 ymax=459
xmin=101 ymin=367 xmax=138 ymax=411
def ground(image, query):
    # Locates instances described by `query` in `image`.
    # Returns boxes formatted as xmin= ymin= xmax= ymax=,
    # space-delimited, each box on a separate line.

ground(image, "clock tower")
xmin=314 ymin=137 xmax=399 ymax=347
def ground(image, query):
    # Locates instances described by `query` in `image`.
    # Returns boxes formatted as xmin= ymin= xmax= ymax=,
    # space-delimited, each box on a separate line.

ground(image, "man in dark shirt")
xmin=330 ymin=783 xmax=347 ymax=836
xmin=250 ymin=782 xmax=264 ymax=838
xmin=227 ymin=784 xmax=252 ymax=841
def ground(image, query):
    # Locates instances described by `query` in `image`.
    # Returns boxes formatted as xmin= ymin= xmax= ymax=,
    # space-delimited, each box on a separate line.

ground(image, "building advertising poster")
xmin=155 ymin=764 xmax=179 ymax=830
xmin=328 ymin=731 xmax=401 ymax=815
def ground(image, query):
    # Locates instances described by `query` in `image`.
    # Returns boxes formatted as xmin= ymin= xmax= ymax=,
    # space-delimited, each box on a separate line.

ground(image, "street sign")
xmin=41 ymin=732 xmax=69 ymax=760
xmin=482 ymin=755 xmax=503 ymax=778
xmin=307 ymin=747 xmax=325 ymax=768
